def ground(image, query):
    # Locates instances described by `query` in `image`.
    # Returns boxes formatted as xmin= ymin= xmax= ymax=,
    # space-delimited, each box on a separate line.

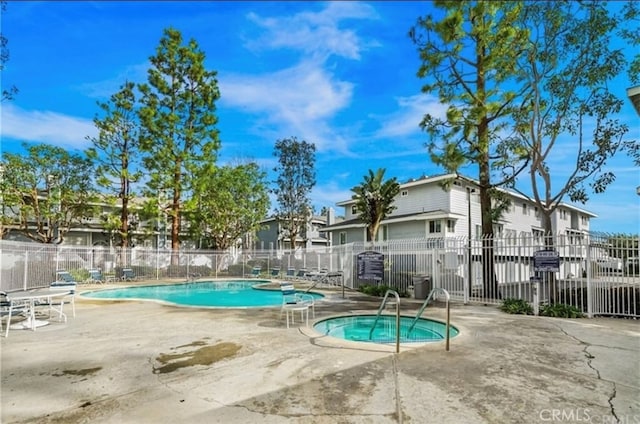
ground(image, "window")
xmin=522 ymin=203 xmax=528 ymax=215
xmin=339 ymin=232 xmax=346 ymax=245
xmin=493 ymin=224 xmax=504 ymax=237
xmin=351 ymin=205 xmax=357 ymax=215
xmin=505 ymin=229 xmax=517 ymax=245
xmin=534 ymin=207 xmax=540 ymax=218
xmin=475 ymin=225 xmax=482 ymax=239
xmin=560 ymin=210 xmax=567 ymax=220
xmin=401 ymin=190 xmax=408 ymax=197
xmin=581 ymin=216 xmax=589 ymax=225
xmin=429 ymin=220 xmax=442 ymax=234
xmin=533 ymin=229 xmax=544 ymax=244
xmin=382 ymin=225 xmax=388 ymax=241
xmin=447 ymin=219 xmax=456 ymax=232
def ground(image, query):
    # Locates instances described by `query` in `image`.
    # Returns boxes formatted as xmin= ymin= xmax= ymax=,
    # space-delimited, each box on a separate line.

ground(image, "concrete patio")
xmin=1 ymin=285 xmax=639 ymax=423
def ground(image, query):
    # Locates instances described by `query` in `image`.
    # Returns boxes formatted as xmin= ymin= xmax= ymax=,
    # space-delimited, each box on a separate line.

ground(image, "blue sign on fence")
xmin=533 ymin=249 xmax=560 ymax=272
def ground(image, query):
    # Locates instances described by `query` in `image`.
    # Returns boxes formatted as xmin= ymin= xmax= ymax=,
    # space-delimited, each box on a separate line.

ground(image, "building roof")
xmin=324 ymin=209 xmax=465 ymax=231
xmin=336 ymin=173 xmax=457 ymax=206
xmin=334 ymin=173 xmax=597 ymax=218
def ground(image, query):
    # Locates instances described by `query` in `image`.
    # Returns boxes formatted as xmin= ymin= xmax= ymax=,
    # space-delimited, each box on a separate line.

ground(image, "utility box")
xmin=412 ymin=275 xmax=432 ymax=299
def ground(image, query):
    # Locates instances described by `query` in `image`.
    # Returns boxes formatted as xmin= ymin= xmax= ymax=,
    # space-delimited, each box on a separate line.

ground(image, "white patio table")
xmin=5 ymin=288 xmax=72 ymax=336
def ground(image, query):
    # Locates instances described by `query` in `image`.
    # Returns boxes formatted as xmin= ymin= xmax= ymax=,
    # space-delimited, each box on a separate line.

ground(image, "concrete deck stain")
xmin=154 ymin=341 xmax=241 ymax=374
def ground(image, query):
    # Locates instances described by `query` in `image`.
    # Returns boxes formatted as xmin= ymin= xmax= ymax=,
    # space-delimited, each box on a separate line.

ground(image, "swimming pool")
xmin=81 ymin=280 xmax=324 ymax=308
xmin=313 ymin=314 xmax=459 ymax=344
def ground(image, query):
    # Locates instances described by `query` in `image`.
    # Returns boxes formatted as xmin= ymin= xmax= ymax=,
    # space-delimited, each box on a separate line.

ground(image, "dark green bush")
xmin=358 ymin=284 xmax=409 ymax=297
xmin=540 ymin=303 xmax=584 ymax=318
xmin=226 ymin=264 xmax=246 ymax=276
xmin=500 ymin=298 xmax=533 ymax=315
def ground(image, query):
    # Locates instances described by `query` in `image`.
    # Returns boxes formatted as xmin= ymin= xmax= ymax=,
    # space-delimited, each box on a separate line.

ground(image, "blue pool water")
xmin=313 ymin=315 xmax=459 ymax=344
xmin=81 ymin=280 xmax=323 ymax=308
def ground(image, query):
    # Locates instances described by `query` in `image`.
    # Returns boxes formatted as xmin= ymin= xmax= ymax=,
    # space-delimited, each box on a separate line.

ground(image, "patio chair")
xmin=270 ymin=267 xmax=281 ymax=278
xmin=295 ymin=268 xmax=308 ymax=279
xmin=280 ymin=282 xmax=315 ymax=327
xmin=1 ymin=291 xmax=28 ymax=337
xmin=55 ymin=270 xmax=78 ymax=285
xmin=87 ymin=268 xmax=106 ymax=284
xmin=121 ymin=268 xmax=137 ymax=281
xmin=49 ymin=274 xmax=77 ymax=318
xmin=250 ymin=266 xmax=262 ymax=278
xmin=286 ymin=268 xmax=296 ymax=277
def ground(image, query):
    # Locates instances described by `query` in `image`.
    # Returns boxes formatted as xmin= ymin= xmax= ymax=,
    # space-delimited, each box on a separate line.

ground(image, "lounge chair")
xmin=87 ymin=268 xmax=106 ymax=284
xmin=286 ymin=268 xmax=296 ymax=277
xmin=121 ymin=268 xmax=137 ymax=281
xmin=295 ymin=268 xmax=308 ymax=279
xmin=50 ymin=272 xmax=77 ymax=318
xmin=270 ymin=267 xmax=281 ymax=278
xmin=308 ymin=268 xmax=328 ymax=281
xmin=250 ymin=266 xmax=262 ymax=278
xmin=55 ymin=270 xmax=77 ymax=285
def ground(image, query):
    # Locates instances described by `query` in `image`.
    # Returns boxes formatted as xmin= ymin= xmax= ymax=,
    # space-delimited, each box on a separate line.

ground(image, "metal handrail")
xmin=369 ymin=289 xmax=401 ymax=353
xmin=407 ymin=287 xmax=451 ymax=351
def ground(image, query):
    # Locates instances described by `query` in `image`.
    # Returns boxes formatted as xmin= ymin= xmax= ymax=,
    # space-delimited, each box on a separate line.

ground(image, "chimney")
xmin=326 ymin=207 xmax=335 ymax=225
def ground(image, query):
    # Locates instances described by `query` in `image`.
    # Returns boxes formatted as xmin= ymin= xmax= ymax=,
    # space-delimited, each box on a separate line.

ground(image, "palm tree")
xmin=351 ymin=168 xmax=400 ymax=244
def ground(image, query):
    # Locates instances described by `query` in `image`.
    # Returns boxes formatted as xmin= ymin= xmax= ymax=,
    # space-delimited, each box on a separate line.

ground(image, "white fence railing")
xmin=1 ymin=233 xmax=637 ymax=318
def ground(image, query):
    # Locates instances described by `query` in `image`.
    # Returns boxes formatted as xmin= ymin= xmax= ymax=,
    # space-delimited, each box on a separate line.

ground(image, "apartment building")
xmin=324 ymin=173 xmax=595 ymax=245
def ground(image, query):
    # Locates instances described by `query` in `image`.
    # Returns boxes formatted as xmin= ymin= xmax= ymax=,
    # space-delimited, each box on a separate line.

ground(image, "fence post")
xmin=586 ymin=240 xmax=593 ymax=318
xmin=156 ymin=248 xmax=160 ymax=281
xmin=22 ymin=250 xmax=29 ymax=290
xmin=464 ymin=239 xmax=470 ymax=304
xmin=531 ymin=276 xmax=540 ymax=316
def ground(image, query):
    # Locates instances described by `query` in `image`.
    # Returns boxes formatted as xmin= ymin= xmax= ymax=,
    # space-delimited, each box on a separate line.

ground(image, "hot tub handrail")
xmin=369 ymin=289 xmax=401 ymax=353
xmin=407 ymin=287 xmax=451 ymax=351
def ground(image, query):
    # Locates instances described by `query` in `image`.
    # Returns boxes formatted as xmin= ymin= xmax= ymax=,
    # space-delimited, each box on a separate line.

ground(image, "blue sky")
xmin=1 ymin=1 xmax=638 ymax=234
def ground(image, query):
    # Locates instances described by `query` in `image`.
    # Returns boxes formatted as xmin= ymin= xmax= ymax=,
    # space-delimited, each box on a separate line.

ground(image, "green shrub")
xmin=540 ymin=303 xmax=584 ymax=318
xmin=500 ymin=298 xmax=533 ymax=315
xmin=69 ymin=269 xmax=89 ymax=282
xmin=358 ymin=284 xmax=409 ymax=297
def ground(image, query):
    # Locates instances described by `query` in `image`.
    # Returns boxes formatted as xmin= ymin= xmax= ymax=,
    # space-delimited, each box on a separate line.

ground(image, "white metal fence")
xmin=1 ymin=233 xmax=637 ymax=318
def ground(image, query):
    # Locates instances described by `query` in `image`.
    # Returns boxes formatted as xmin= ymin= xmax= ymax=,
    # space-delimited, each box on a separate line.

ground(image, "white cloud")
xmin=218 ymin=3 xmax=381 ymax=155
xmin=312 ymin=181 xmax=354 ymax=211
xmin=373 ymin=94 xmax=446 ymax=139
xmin=219 ymin=60 xmax=354 ymax=153
xmin=245 ymin=2 xmax=378 ymax=60
xmin=1 ymin=104 xmax=96 ymax=150
xmin=77 ymin=62 xmax=150 ymax=99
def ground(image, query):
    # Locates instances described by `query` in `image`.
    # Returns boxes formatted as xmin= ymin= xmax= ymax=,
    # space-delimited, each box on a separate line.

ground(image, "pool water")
xmin=81 ymin=280 xmax=323 ymax=308
xmin=313 ymin=314 xmax=459 ymax=344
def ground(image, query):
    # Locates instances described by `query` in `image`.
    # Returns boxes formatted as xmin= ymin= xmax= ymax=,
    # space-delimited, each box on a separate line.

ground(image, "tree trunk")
xmin=475 ymin=24 xmax=500 ymax=300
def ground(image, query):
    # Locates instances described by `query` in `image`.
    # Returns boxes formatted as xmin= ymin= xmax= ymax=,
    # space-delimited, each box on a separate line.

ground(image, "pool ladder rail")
xmin=369 ymin=288 xmax=451 ymax=353
xmin=369 ymin=290 xmax=402 ymax=353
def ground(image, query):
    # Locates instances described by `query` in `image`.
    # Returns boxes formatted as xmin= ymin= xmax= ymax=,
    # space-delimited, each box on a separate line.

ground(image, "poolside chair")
xmin=55 ymin=270 xmax=77 ymax=285
xmin=280 ymin=282 xmax=315 ymax=327
xmin=295 ymin=268 xmax=307 ymax=279
xmin=121 ymin=268 xmax=137 ymax=281
xmin=286 ymin=268 xmax=296 ymax=278
xmin=87 ymin=268 xmax=106 ymax=284
xmin=270 ymin=267 xmax=281 ymax=278
xmin=49 ymin=273 xmax=77 ymax=318
xmin=250 ymin=266 xmax=262 ymax=278
xmin=1 ymin=291 xmax=28 ymax=337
